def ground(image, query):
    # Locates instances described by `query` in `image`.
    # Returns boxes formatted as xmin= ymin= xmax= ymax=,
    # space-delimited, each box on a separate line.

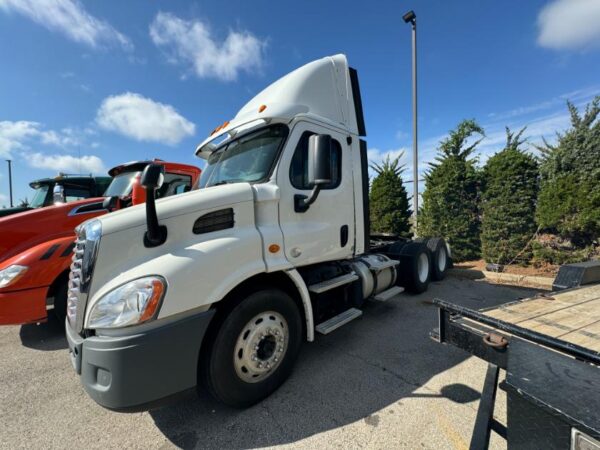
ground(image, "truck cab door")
xmin=277 ymin=122 xmax=355 ymax=266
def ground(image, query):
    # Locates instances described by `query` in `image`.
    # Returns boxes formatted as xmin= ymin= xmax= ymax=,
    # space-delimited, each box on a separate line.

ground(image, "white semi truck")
xmin=65 ymin=55 xmax=451 ymax=410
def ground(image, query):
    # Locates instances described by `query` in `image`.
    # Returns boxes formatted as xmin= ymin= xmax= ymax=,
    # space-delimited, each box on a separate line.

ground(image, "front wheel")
xmin=201 ymin=289 xmax=302 ymax=407
xmin=52 ymin=278 xmax=68 ymax=323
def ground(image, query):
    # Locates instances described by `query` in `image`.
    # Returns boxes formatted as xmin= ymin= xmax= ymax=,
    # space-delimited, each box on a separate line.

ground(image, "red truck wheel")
xmin=52 ymin=278 xmax=68 ymax=323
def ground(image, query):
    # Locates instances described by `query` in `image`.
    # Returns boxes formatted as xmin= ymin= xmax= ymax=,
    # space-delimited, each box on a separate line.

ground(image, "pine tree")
xmin=481 ymin=127 xmax=539 ymax=265
xmin=536 ymin=97 xmax=600 ymax=246
xmin=419 ymin=119 xmax=484 ymax=262
xmin=369 ymin=154 xmax=412 ymax=238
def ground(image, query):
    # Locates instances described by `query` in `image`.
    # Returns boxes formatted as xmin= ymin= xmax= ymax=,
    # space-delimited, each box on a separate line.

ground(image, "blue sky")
xmin=1 ymin=0 xmax=599 ymax=207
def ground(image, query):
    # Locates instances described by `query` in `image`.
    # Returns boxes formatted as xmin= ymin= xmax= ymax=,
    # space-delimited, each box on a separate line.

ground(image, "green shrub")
xmin=531 ymin=242 xmax=596 ymax=266
xmin=369 ymin=154 xmax=412 ymax=238
xmin=481 ymin=128 xmax=539 ymax=265
xmin=419 ymin=119 xmax=484 ymax=262
xmin=536 ymin=97 xmax=600 ymax=246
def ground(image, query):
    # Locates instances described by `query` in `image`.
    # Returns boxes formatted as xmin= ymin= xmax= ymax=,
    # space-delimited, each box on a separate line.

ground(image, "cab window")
xmin=64 ymin=188 xmax=92 ymax=202
xmin=156 ymin=173 xmax=192 ymax=198
xmin=290 ymin=132 xmax=342 ymax=190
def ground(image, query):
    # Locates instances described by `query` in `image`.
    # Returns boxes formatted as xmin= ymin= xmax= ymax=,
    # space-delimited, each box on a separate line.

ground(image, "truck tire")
xmin=201 ymin=288 xmax=302 ymax=407
xmin=52 ymin=278 xmax=68 ymax=323
xmin=396 ymin=242 xmax=431 ymax=294
xmin=415 ymin=237 xmax=450 ymax=281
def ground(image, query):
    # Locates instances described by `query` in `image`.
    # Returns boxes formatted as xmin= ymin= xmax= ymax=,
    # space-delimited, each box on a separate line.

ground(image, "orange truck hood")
xmin=0 ymin=197 xmax=107 ymax=264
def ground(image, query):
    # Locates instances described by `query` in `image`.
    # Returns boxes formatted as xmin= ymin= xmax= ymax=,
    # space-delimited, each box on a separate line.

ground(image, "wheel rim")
xmin=418 ymin=253 xmax=429 ymax=283
xmin=234 ymin=311 xmax=289 ymax=383
xmin=437 ymin=247 xmax=447 ymax=273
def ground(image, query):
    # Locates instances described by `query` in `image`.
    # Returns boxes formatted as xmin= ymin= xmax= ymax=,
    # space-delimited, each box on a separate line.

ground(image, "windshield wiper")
xmin=211 ymin=179 xmax=245 ymax=187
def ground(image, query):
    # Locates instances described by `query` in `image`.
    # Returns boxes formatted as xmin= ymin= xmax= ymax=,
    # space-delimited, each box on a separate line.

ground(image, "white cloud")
xmin=0 ymin=0 xmax=132 ymax=51
xmin=28 ymin=153 xmax=106 ymax=174
xmin=537 ymin=0 xmax=600 ymax=50
xmin=96 ymin=92 xmax=196 ymax=145
xmin=0 ymin=121 xmax=41 ymax=156
xmin=0 ymin=121 xmax=84 ymax=158
xmin=149 ymin=12 xmax=265 ymax=81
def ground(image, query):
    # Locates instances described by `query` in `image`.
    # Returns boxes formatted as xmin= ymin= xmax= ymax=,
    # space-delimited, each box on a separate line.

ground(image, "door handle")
xmin=340 ymin=225 xmax=349 ymax=247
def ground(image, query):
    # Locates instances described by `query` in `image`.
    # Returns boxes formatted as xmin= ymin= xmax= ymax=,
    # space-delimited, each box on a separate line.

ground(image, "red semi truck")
xmin=0 ymin=160 xmax=201 ymax=325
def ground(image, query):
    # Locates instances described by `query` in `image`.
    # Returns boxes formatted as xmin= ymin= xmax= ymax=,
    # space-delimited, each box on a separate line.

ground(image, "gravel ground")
xmin=0 ymin=277 xmax=539 ymax=449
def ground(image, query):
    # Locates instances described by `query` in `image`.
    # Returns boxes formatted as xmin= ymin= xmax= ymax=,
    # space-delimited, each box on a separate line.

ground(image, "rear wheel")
xmin=418 ymin=237 xmax=450 ymax=281
xmin=396 ymin=242 xmax=431 ymax=294
xmin=201 ymin=288 xmax=302 ymax=407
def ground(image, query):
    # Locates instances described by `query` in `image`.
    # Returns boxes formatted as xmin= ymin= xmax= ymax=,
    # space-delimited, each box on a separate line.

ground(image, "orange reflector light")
xmin=139 ymin=278 xmax=165 ymax=323
xmin=268 ymin=244 xmax=280 ymax=254
xmin=258 ymin=104 xmax=267 ymax=113
xmin=210 ymin=120 xmax=231 ymax=136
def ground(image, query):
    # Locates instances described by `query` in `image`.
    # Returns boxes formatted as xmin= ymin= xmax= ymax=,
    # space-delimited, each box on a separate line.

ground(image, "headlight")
xmin=0 ymin=265 xmax=28 ymax=288
xmin=87 ymin=276 xmax=166 ymax=329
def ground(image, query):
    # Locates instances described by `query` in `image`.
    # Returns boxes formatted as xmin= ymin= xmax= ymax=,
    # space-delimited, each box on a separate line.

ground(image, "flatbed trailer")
xmin=432 ymin=282 xmax=600 ymax=450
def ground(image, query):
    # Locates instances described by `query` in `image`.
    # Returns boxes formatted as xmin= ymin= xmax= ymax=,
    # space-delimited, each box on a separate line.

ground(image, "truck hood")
xmin=96 ymin=183 xmax=255 ymax=237
xmin=0 ymin=197 xmax=106 ymax=262
xmin=0 ymin=206 xmax=32 ymax=218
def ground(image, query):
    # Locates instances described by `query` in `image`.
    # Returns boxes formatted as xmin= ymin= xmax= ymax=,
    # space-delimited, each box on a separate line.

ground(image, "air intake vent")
xmin=193 ymin=208 xmax=234 ymax=234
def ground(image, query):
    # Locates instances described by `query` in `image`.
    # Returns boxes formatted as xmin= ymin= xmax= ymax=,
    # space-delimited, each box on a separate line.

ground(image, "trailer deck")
xmin=433 ymin=283 xmax=600 ymax=450
xmin=483 ymin=285 xmax=600 ymax=351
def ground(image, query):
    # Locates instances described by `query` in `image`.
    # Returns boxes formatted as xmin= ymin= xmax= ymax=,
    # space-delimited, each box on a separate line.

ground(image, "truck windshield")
xmin=30 ymin=184 xmax=50 ymax=207
xmin=104 ymin=171 xmax=140 ymax=197
xmin=199 ymin=125 xmax=288 ymax=188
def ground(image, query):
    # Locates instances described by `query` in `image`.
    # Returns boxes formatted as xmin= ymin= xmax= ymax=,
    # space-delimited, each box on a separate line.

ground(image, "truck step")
xmin=372 ymin=286 xmax=404 ymax=302
xmin=316 ymin=308 xmax=363 ymax=335
xmin=368 ymin=258 xmax=399 ymax=272
xmin=308 ymin=272 xmax=359 ymax=294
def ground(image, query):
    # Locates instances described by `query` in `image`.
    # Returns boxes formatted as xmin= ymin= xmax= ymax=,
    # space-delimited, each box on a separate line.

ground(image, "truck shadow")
xmin=150 ymin=278 xmax=539 ymax=449
xmin=19 ymin=316 xmax=67 ymax=351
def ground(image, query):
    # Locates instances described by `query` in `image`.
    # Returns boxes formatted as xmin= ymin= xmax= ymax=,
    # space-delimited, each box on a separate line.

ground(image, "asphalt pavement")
xmin=0 ymin=277 xmax=539 ymax=449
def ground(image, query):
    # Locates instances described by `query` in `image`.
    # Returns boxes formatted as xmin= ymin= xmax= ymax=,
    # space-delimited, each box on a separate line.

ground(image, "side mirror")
xmin=140 ymin=164 xmax=165 ymax=191
xmin=102 ymin=195 xmax=119 ymax=212
xmin=140 ymin=164 xmax=167 ymax=247
xmin=53 ymin=185 xmax=65 ymax=204
xmin=307 ymin=134 xmax=333 ymax=187
xmin=295 ymin=134 xmax=333 ymax=213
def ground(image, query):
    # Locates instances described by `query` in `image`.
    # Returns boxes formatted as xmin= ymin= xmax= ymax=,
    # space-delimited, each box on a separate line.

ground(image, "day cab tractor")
xmin=0 ymin=174 xmax=111 ymax=218
xmin=65 ymin=55 xmax=452 ymax=411
xmin=0 ymin=160 xmax=200 ymax=326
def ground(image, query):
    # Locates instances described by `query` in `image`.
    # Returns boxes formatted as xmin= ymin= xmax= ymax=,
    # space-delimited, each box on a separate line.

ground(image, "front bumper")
xmin=0 ymin=286 xmax=48 ymax=325
xmin=66 ymin=309 xmax=215 ymax=411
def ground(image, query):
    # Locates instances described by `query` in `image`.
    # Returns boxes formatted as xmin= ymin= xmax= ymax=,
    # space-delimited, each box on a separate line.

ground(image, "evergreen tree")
xmin=369 ymin=154 xmax=412 ymax=238
xmin=536 ymin=97 xmax=600 ymax=246
xmin=419 ymin=119 xmax=484 ymax=262
xmin=481 ymin=127 xmax=539 ymax=265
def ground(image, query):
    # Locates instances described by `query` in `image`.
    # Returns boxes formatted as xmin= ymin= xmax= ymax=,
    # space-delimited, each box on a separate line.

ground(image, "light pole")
xmin=6 ymin=159 xmax=13 ymax=207
xmin=403 ymin=10 xmax=418 ymax=234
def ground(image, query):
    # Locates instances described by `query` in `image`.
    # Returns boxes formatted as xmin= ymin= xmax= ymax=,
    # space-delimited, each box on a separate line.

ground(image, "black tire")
xmin=201 ymin=288 xmax=302 ymax=407
xmin=424 ymin=237 xmax=450 ymax=281
xmin=52 ymin=277 xmax=68 ymax=323
xmin=396 ymin=242 xmax=431 ymax=294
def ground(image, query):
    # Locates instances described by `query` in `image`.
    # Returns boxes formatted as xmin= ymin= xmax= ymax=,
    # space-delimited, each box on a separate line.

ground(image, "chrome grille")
xmin=67 ymin=220 xmax=101 ymax=332
xmin=66 ymin=235 xmax=85 ymax=326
